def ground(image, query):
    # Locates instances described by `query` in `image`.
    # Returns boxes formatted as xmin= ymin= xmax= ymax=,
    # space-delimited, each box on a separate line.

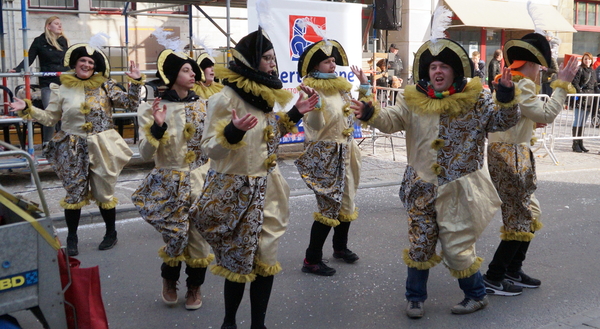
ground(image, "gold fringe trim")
xmin=141 ymin=122 xmax=169 ymax=149
xmin=263 ymin=153 xmax=277 ymax=170
xmin=185 ymin=254 xmax=215 ymax=268
xmin=263 ymin=125 xmax=275 ymax=142
xmin=405 ymin=78 xmax=483 ymax=117
xmin=276 ymin=111 xmax=298 ymax=134
xmin=185 ymin=151 xmax=196 ymax=164
xmin=313 ymin=212 xmax=340 ymax=227
xmin=215 ymin=118 xmax=247 ymax=150
xmin=448 ymin=256 xmax=483 ymax=279
xmin=493 ymin=85 xmax=522 ymax=107
xmin=431 ymin=139 xmax=445 ymax=151
xmin=193 ymin=82 xmax=224 ymax=100
xmin=126 ymin=74 xmax=146 ymax=85
xmin=60 ymin=72 xmax=106 ymax=89
xmin=210 ymin=264 xmax=256 ymax=283
xmin=60 ymin=197 xmax=90 ymax=210
xmin=531 ymin=219 xmax=543 ymax=232
xmin=17 ymin=99 xmax=34 ymax=120
xmin=80 ymin=102 xmax=91 ymax=115
xmin=214 ymin=67 xmax=293 ymax=107
xmin=183 ymin=122 xmax=195 ymax=140
xmin=551 ymin=79 xmax=577 ymax=94
xmin=500 ymin=226 xmax=534 ymax=242
xmin=97 ymin=197 xmax=118 ymax=209
xmin=158 ymin=246 xmax=186 ymax=267
xmin=363 ymin=100 xmax=382 ymax=127
xmin=302 ymin=76 xmax=353 ymax=94
xmin=254 ymin=259 xmax=282 ymax=277
xmin=338 ymin=209 xmax=359 ymax=222
xmin=402 ymin=249 xmax=442 ymax=270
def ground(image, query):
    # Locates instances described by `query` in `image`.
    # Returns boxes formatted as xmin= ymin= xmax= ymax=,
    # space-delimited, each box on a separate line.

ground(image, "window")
xmin=29 ymin=0 xmax=76 ymax=10
xmin=574 ymin=1 xmax=600 ymax=32
xmin=91 ymin=0 xmax=135 ymax=12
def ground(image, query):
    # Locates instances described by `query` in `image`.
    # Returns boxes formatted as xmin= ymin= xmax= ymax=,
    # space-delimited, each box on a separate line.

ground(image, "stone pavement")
xmin=1 ymin=135 xmax=599 ymax=328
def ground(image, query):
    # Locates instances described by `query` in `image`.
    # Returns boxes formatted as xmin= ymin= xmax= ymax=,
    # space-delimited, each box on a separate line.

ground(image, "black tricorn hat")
xmin=231 ymin=27 xmax=275 ymax=72
xmin=503 ymin=33 xmax=551 ymax=68
xmin=156 ymin=50 xmax=204 ymax=88
xmin=64 ymin=43 xmax=110 ymax=77
xmin=413 ymin=38 xmax=473 ymax=82
xmin=197 ymin=53 xmax=216 ymax=71
xmin=297 ymin=39 xmax=348 ymax=78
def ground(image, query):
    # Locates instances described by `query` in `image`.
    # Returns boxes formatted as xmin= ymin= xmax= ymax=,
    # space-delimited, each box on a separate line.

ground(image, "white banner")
xmin=247 ymin=0 xmax=364 ymax=93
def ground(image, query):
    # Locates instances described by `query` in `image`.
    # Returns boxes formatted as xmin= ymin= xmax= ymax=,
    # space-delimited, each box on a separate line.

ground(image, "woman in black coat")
xmin=571 ymin=52 xmax=598 ymax=152
xmin=10 ymin=16 xmax=69 ymax=143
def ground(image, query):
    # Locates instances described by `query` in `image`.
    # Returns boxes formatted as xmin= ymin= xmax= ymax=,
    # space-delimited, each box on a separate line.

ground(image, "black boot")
xmin=64 ymin=209 xmax=81 ymax=256
xmin=98 ymin=207 xmax=118 ymax=250
xmin=576 ymin=126 xmax=590 ymax=152
xmin=572 ymin=127 xmax=583 ymax=153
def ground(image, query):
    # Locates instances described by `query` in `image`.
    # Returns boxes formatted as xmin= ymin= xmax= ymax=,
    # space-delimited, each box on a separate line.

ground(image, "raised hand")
xmin=350 ymin=65 xmax=369 ymax=85
xmin=350 ymin=99 xmax=368 ymax=119
xmin=557 ymin=56 xmax=579 ymax=83
xmin=498 ymin=67 xmax=513 ymax=88
xmin=295 ymin=92 xmax=319 ymax=115
xmin=151 ymin=97 xmax=167 ymax=127
xmin=232 ymin=109 xmax=258 ymax=131
xmin=125 ymin=60 xmax=141 ymax=80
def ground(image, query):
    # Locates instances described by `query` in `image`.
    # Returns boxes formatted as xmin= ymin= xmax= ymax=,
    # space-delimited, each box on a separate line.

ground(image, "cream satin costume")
xmin=295 ymin=77 xmax=368 ymax=226
xmin=132 ymin=97 xmax=214 ymax=267
xmin=487 ymin=78 xmax=574 ymax=241
xmin=190 ymin=71 xmax=297 ymax=283
xmin=19 ymin=73 xmax=140 ymax=209
xmin=366 ymin=78 xmax=520 ymax=278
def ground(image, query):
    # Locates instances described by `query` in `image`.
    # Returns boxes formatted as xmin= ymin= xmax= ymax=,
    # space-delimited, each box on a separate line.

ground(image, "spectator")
xmin=388 ymin=43 xmax=403 ymax=77
xmin=571 ymin=52 xmax=598 ymax=153
xmin=10 ymin=16 xmax=70 ymax=143
xmin=472 ymin=51 xmax=486 ymax=82
xmin=592 ymin=53 xmax=600 ymax=70
xmin=487 ymin=49 xmax=503 ymax=93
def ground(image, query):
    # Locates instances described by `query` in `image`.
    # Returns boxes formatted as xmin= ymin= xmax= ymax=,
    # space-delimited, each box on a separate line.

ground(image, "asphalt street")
xmin=3 ymin=137 xmax=600 ymax=329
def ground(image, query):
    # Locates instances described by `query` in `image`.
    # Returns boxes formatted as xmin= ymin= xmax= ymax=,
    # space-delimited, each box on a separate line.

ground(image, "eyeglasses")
xmin=261 ymin=55 xmax=276 ymax=63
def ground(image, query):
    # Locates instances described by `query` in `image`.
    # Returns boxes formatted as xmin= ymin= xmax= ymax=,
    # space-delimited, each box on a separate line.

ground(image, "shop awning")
xmin=444 ymin=0 xmax=576 ymax=33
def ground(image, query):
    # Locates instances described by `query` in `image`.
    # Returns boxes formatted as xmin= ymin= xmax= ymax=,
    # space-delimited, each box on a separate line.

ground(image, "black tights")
xmin=305 ymin=221 xmax=352 ymax=264
xmin=222 ymin=275 xmax=274 ymax=329
xmin=64 ymin=207 xmax=116 ymax=237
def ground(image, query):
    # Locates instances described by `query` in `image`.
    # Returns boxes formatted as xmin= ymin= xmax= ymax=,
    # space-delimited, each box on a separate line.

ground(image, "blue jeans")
xmin=572 ymin=107 xmax=590 ymax=127
xmin=405 ymin=267 xmax=486 ymax=302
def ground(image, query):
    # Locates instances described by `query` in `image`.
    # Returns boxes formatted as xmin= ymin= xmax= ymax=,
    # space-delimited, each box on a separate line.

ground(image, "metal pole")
xmin=227 ymin=0 xmax=231 ymax=62
xmin=123 ymin=2 xmax=130 ymax=62
xmin=1 ymin=0 xmax=8 ymax=115
xmin=20 ymin=0 xmax=34 ymax=155
xmin=188 ymin=7 xmax=193 ymax=57
xmin=194 ymin=5 xmax=237 ymax=46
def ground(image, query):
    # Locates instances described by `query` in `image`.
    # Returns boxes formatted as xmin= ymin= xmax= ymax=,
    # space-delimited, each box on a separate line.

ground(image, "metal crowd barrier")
xmin=534 ymin=93 xmax=600 ymax=165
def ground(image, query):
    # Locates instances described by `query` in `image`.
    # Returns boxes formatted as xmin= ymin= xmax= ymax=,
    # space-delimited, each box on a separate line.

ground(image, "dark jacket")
xmin=487 ymin=58 xmax=501 ymax=91
xmin=14 ymin=33 xmax=69 ymax=88
xmin=572 ymin=65 xmax=599 ymax=109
